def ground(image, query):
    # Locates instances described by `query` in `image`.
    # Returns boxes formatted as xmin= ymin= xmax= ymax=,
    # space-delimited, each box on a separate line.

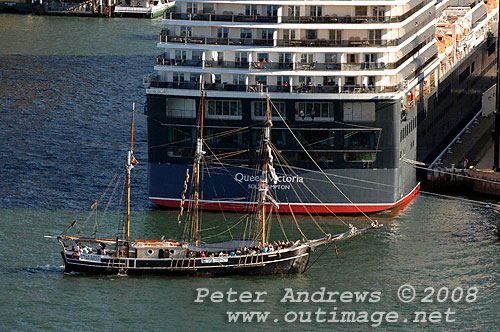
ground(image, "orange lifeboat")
xmin=435 ymin=32 xmax=454 ymax=54
xmin=483 ymin=0 xmax=498 ymax=13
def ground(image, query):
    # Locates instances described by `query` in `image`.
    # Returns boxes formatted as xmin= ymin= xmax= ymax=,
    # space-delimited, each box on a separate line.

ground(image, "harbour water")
xmin=0 ymin=14 xmax=499 ymax=331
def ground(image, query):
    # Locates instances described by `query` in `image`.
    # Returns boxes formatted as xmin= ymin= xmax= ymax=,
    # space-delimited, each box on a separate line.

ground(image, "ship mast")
xmin=257 ymin=95 xmax=273 ymax=244
xmin=193 ymin=92 xmax=206 ymax=246
xmin=125 ymin=103 xmax=135 ymax=257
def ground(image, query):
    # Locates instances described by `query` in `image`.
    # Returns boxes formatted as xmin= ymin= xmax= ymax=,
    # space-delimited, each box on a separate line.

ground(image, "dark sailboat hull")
xmin=61 ymin=245 xmax=311 ymax=276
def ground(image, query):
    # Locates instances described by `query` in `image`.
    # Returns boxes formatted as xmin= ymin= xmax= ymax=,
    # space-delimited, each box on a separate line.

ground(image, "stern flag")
xmin=131 ymin=154 xmax=139 ymax=165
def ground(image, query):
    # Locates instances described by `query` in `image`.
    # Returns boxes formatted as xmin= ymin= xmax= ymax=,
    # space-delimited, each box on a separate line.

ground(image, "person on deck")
xmin=95 ymin=243 xmax=103 ymax=255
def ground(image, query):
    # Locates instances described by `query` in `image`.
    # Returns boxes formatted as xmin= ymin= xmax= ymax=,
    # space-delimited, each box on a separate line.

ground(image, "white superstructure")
xmin=147 ymin=0 xmax=496 ymax=107
xmin=144 ymin=0 xmax=499 ymax=214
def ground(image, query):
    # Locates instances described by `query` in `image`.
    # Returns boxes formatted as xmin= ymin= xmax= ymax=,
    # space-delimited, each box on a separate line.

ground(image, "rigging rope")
xmin=404 ymin=159 xmax=500 ymax=186
xmin=271 ymin=100 xmax=376 ymax=225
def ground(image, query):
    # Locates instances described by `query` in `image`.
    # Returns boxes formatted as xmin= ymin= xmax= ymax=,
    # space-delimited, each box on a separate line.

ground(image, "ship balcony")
xmin=159 ymin=35 xmax=274 ymax=46
xmin=204 ymin=60 xmax=249 ymax=69
xmin=156 ymin=57 xmax=203 ymax=67
xmin=154 ymin=56 xmax=394 ymax=72
xmin=165 ymin=12 xmax=277 ymax=23
xmin=147 ymin=80 xmax=402 ymax=94
xmin=281 ymin=15 xmax=382 ymax=24
xmin=163 ymin=0 xmax=430 ymax=25
xmin=158 ymin=34 xmax=398 ymax=48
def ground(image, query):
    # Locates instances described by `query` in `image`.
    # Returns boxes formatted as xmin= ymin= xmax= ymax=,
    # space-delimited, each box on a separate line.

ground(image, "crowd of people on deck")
xmin=191 ymin=240 xmax=301 ymax=258
xmin=71 ymin=241 xmax=106 ymax=255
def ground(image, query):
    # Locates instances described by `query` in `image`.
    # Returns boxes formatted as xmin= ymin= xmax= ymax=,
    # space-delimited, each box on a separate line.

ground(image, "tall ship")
xmin=144 ymin=0 xmax=499 ymax=214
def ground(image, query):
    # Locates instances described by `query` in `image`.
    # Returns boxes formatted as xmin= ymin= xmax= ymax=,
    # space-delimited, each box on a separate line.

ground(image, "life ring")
xmin=71 ymin=252 xmax=79 ymax=259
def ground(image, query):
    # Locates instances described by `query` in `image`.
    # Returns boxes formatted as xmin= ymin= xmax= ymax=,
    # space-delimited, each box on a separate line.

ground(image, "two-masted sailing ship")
xmin=53 ymin=99 xmax=380 ymax=276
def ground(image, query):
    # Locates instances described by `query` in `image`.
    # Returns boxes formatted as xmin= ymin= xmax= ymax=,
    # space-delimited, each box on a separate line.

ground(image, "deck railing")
xmin=154 ymin=56 xmax=395 ymax=71
xmin=165 ymin=12 xmax=278 ymax=23
xmin=147 ymin=80 xmax=402 ymax=94
xmin=163 ymin=0 xmax=431 ymax=24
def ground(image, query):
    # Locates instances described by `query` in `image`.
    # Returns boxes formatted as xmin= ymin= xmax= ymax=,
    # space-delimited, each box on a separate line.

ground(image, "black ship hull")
xmin=61 ymin=245 xmax=311 ymax=276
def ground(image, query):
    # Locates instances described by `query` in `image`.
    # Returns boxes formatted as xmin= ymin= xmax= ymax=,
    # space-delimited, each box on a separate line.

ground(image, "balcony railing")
xmin=159 ymin=34 xmax=394 ymax=47
xmin=156 ymin=57 xmax=203 ymax=67
xmin=250 ymin=62 xmax=293 ymax=70
xmin=164 ymin=0 xmax=431 ymax=24
xmin=159 ymin=35 xmax=274 ymax=46
xmin=158 ymin=9 xmax=435 ymax=49
xmin=281 ymin=15 xmax=386 ymax=24
xmin=154 ymin=56 xmax=395 ymax=71
xmin=280 ymin=0 xmax=430 ymax=24
xmin=148 ymin=80 xmax=402 ymax=94
xmin=165 ymin=12 xmax=278 ymax=23
xmin=204 ymin=60 xmax=249 ymax=69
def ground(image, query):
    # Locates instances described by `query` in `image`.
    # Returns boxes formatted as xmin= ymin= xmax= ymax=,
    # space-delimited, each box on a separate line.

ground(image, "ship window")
xmin=266 ymin=5 xmax=278 ymax=17
xmin=306 ymin=30 xmax=317 ymax=40
xmin=368 ymin=30 xmax=382 ymax=45
xmin=309 ymin=6 xmax=322 ymax=17
xmin=186 ymin=2 xmax=198 ymax=14
xmin=217 ymin=28 xmax=228 ymax=38
xmin=251 ymin=101 xmax=285 ymax=121
xmin=206 ymin=100 xmax=242 ymax=119
xmin=251 ymin=129 xmax=287 ymax=147
xmin=166 ymin=98 xmax=196 ymax=119
xmin=205 ymin=128 xmax=243 ymax=147
xmin=180 ymin=26 xmax=192 ymax=37
xmin=343 ymin=102 xmax=375 ymax=122
xmin=245 ymin=4 xmax=257 ymax=16
xmin=344 ymin=152 xmax=376 ymax=162
xmin=300 ymin=54 xmax=314 ymax=64
xmin=373 ymin=7 xmax=385 ymax=22
xmin=355 ymin=6 xmax=367 ymax=17
xmin=233 ymin=74 xmax=245 ymax=85
xmin=261 ymin=29 xmax=274 ymax=40
xmin=277 ymin=76 xmax=290 ymax=87
xmin=173 ymin=72 xmax=185 ymax=82
xmin=257 ymin=53 xmax=269 ymax=62
xmin=287 ymin=6 xmax=300 ymax=17
xmin=255 ymin=76 xmax=267 ymax=85
xmin=325 ymin=53 xmax=338 ymax=63
xmin=459 ymin=66 xmax=470 ymax=84
xmin=240 ymin=28 xmax=252 ymax=39
xmin=175 ymin=50 xmax=187 ymax=61
xmin=235 ymin=52 xmax=248 ymax=65
xmin=283 ymin=29 xmax=296 ymax=40
xmin=189 ymin=74 xmax=199 ymax=83
xmin=279 ymin=53 xmax=292 ymax=65
xmin=343 ymin=131 xmax=377 ymax=149
xmin=329 ymin=30 xmax=342 ymax=43
xmin=295 ymin=130 xmax=334 ymax=148
xmin=364 ymin=53 xmax=377 ymax=63
xmin=323 ymin=76 xmax=337 ymax=86
xmin=202 ymin=3 xmax=213 ymax=14
xmin=295 ymin=102 xmax=334 ymax=121
xmin=166 ymin=127 xmax=195 ymax=144
xmin=192 ymin=51 xmax=203 ymax=61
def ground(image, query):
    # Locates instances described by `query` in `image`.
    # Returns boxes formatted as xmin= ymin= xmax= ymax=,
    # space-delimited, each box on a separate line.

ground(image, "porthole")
xmin=147 ymin=249 xmax=154 ymax=256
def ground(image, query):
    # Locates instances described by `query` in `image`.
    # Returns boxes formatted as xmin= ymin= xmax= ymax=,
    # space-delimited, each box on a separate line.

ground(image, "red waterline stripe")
xmin=151 ymin=183 xmax=420 ymax=215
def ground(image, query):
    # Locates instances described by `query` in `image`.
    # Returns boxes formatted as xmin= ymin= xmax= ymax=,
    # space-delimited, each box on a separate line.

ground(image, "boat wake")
xmin=0 ymin=264 xmax=64 ymax=275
